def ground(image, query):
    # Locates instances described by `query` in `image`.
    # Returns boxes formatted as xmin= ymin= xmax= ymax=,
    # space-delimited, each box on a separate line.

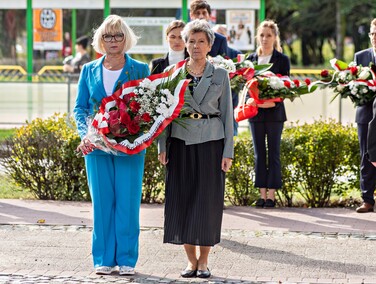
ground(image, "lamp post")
xmin=182 ymin=0 xmax=188 ymax=22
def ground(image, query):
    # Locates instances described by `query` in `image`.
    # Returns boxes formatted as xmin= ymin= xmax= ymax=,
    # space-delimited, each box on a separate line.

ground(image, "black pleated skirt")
xmin=164 ymin=138 xmax=225 ymax=246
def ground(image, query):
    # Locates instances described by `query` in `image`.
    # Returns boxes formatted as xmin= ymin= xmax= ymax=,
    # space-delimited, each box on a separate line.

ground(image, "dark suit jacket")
xmin=227 ymin=46 xmax=241 ymax=60
xmin=368 ymin=98 xmax=376 ymax=162
xmin=354 ymin=48 xmax=376 ymax=124
xmin=247 ymin=49 xmax=290 ymax=122
xmin=150 ymin=50 xmax=189 ymax=75
xmin=208 ymin=32 xmax=228 ymax=57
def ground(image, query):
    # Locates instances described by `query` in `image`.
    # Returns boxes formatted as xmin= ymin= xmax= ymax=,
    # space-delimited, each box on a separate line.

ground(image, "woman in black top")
xmin=150 ymin=20 xmax=188 ymax=74
xmin=246 ymin=20 xmax=290 ymax=208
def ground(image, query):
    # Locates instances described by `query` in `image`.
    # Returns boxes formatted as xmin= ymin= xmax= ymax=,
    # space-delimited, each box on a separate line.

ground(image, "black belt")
xmin=181 ymin=113 xmax=219 ymax=119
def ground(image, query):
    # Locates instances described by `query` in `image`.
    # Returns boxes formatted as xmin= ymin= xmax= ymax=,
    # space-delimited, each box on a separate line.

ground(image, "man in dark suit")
xmin=368 ymin=99 xmax=376 ymax=167
xmin=353 ymin=18 xmax=376 ymax=213
xmin=189 ymin=0 xmax=228 ymax=57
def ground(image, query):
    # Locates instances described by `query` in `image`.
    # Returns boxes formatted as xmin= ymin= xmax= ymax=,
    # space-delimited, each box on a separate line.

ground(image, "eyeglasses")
xmin=102 ymin=33 xmax=124 ymax=42
xmin=369 ymin=32 xmax=376 ymax=37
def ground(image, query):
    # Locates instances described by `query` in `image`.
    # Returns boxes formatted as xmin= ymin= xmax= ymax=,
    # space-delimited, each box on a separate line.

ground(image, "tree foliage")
xmin=266 ymin=0 xmax=376 ymax=66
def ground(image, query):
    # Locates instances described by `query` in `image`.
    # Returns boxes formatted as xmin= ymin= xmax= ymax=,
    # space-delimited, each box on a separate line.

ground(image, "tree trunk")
xmin=335 ymin=0 xmax=344 ymax=60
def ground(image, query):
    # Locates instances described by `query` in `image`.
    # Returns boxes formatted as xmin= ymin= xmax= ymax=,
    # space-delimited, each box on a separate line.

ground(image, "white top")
xmin=102 ymin=66 xmax=122 ymax=96
xmin=258 ymin=54 xmax=272 ymax=65
xmin=168 ymin=48 xmax=185 ymax=65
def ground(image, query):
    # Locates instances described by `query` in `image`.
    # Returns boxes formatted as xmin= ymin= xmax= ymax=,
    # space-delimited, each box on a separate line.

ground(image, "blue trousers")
xmin=84 ymin=152 xmax=145 ymax=268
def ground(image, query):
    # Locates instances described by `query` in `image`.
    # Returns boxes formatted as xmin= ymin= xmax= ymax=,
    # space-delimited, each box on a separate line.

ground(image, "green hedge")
xmin=280 ymin=120 xmax=359 ymax=207
xmin=1 ymin=115 xmax=361 ymax=207
xmin=1 ymin=113 xmax=89 ymax=201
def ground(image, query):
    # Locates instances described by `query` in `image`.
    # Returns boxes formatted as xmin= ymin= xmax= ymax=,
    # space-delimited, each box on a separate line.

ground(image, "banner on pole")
xmin=33 ymin=8 xmax=63 ymax=50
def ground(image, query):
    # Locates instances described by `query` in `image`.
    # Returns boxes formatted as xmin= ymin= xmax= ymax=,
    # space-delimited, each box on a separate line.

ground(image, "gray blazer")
xmin=158 ymin=61 xmax=234 ymax=159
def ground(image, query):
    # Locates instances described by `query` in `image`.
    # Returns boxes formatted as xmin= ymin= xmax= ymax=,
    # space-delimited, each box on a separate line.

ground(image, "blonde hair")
xmin=371 ymin=18 xmax=376 ymax=28
xmin=256 ymin=19 xmax=282 ymax=56
xmin=92 ymin=15 xmax=139 ymax=54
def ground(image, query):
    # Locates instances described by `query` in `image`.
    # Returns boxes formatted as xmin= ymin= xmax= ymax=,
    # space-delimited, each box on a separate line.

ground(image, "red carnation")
xmin=305 ymin=78 xmax=311 ymax=85
xmin=349 ymin=66 xmax=358 ymax=75
xmin=284 ymin=81 xmax=291 ymax=88
xmin=321 ymin=70 xmax=329 ymax=77
xmin=141 ymin=113 xmax=151 ymax=122
xmin=293 ymin=79 xmax=300 ymax=87
xmin=130 ymin=101 xmax=141 ymax=113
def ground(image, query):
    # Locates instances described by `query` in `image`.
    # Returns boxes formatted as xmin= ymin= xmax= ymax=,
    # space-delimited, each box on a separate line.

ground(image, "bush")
xmin=225 ymin=136 xmax=258 ymax=206
xmin=142 ymin=142 xmax=165 ymax=203
xmin=279 ymin=134 xmax=297 ymax=207
xmin=281 ymin=119 xmax=360 ymax=207
xmin=1 ymin=113 xmax=90 ymax=201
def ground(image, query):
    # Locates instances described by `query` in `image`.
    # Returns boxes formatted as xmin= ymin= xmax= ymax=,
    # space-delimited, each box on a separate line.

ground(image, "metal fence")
xmin=0 ymin=65 xmax=352 ymax=128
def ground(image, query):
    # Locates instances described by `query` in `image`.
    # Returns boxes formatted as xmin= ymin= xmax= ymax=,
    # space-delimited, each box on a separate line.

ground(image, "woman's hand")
xmin=221 ymin=158 xmax=232 ymax=172
xmin=257 ymin=101 xmax=276 ymax=108
xmin=63 ymin=64 xmax=73 ymax=73
xmin=158 ymin=152 xmax=168 ymax=165
xmin=246 ymin=98 xmax=257 ymax=106
xmin=77 ymin=138 xmax=95 ymax=155
xmin=246 ymin=98 xmax=275 ymax=108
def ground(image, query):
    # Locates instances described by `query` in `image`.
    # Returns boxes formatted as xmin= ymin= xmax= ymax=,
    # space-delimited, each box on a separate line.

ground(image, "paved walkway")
xmin=0 ymin=199 xmax=375 ymax=284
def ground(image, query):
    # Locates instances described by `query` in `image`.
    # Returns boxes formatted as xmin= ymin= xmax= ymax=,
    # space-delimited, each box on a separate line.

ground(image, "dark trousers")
xmin=249 ymin=121 xmax=284 ymax=189
xmin=357 ymin=123 xmax=376 ymax=205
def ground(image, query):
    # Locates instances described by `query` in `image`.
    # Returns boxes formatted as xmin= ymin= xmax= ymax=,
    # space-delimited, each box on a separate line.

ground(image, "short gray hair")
xmin=92 ymin=15 xmax=139 ymax=54
xmin=181 ymin=19 xmax=215 ymax=46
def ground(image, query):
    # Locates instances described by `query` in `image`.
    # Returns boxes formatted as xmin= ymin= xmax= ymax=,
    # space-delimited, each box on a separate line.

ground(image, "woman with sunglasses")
xmin=74 ymin=15 xmax=150 ymax=275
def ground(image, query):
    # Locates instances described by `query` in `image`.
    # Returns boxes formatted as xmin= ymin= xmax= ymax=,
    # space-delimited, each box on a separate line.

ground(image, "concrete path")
xmin=0 ymin=199 xmax=375 ymax=283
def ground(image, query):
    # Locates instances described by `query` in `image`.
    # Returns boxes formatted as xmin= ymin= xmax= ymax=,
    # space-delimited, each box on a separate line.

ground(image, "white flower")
xmin=358 ymin=68 xmax=371 ymax=80
xmin=210 ymin=55 xmax=236 ymax=73
xmin=269 ymin=76 xmax=285 ymax=89
xmin=156 ymin=103 xmax=169 ymax=118
xmin=336 ymin=84 xmax=345 ymax=92
xmin=242 ymin=60 xmax=254 ymax=69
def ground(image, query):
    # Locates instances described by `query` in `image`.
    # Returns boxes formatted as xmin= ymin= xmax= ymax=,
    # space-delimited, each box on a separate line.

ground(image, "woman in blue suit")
xmin=246 ymin=20 xmax=290 ymax=208
xmin=74 ymin=15 xmax=150 ymax=275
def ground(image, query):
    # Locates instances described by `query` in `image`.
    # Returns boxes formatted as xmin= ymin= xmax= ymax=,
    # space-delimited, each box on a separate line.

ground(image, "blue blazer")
xmin=73 ymin=54 xmax=150 ymax=153
xmin=209 ymin=32 xmax=228 ymax=57
xmin=247 ymin=49 xmax=290 ymax=122
xmin=354 ymin=48 xmax=376 ymax=124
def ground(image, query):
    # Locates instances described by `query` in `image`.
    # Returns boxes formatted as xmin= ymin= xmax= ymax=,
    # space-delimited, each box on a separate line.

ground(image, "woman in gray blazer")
xmin=158 ymin=19 xmax=234 ymax=279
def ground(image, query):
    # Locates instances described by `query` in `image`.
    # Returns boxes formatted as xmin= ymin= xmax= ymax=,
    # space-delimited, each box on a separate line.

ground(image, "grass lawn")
xmin=0 ymin=174 xmax=34 ymax=199
xmin=0 ymin=128 xmax=17 ymax=143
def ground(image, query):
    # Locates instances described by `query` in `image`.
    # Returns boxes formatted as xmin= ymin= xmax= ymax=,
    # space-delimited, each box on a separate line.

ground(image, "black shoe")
xmin=180 ymin=269 xmax=197 ymax=278
xmin=255 ymin=198 xmax=265 ymax=208
xmin=265 ymin=199 xmax=276 ymax=208
xmin=197 ymin=268 xmax=211 ymax=278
